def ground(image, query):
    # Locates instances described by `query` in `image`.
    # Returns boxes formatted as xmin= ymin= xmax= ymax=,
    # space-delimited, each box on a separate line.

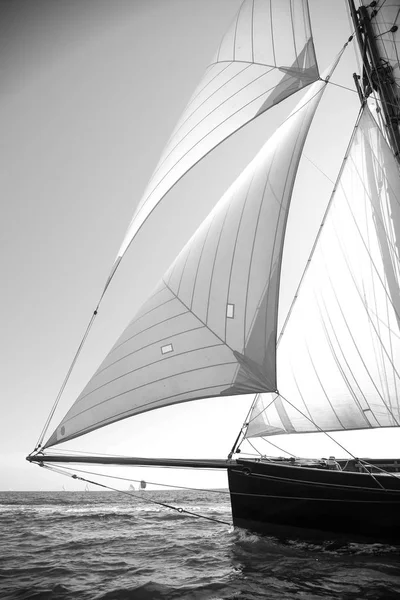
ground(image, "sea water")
xmin=1 ymin=490 xmax=400 ymax=600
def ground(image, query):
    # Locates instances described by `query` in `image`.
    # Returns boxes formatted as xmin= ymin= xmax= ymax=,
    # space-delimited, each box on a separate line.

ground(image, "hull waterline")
xmin=228 ymin=459 xmax=400 ymax=543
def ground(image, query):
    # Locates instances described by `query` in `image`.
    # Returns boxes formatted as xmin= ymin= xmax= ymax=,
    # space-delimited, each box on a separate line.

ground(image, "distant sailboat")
xmin=28 ymin=0 xmax=400 ymax=542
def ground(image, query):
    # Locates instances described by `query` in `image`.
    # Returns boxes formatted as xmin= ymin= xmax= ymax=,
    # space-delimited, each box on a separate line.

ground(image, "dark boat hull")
xmin=228 ymin=459 xmax=400 ymax=543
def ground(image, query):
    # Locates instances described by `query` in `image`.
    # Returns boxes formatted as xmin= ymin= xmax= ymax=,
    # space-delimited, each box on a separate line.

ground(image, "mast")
xmin=348 ymin=0 xmax=400 ymax=332
xmin=348 ymin=0 xmax=400 ymax=161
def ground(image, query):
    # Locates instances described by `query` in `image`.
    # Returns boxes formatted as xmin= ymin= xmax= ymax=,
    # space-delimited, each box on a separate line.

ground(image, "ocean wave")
xmin=94 ymin=580 xmax=229 ymax=600
xmin=2 ymin=492 xmax=400 ymax=600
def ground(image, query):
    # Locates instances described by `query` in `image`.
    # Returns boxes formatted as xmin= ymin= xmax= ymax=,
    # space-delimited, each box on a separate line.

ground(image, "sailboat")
xmin=27 ymin=0 xmax=400 ymax=543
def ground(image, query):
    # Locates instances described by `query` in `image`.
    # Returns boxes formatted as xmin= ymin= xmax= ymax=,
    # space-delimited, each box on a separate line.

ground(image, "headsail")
xmin=115 ymin=0 xmax=319 ymax=260
xmin=247 ymin=107 xmax=400 ymax=439
xmin=44 ymin=73 xmax=330 ymax=449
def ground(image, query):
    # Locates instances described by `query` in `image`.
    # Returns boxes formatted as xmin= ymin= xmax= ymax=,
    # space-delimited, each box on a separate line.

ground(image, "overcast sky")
xmin=2 ymin=0 xmax=397 ymax=491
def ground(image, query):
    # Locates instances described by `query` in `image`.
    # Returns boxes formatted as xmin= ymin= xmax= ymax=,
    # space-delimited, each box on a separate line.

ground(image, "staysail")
xmin=115 ymin=0 xmax=319 ymax=260
xmin=44 ymin=73 xmax=330 ymax=449
xmin=247 ymin=107 xmax=400 ymax=438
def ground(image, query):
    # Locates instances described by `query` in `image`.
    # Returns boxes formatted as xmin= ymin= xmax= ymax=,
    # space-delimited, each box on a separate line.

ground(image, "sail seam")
xmin=84 ymin=324 xmax=206 ymax=383
xmin=290 ymin=1 xmax=299 ymax=69
xmin=232 ymin=0 xmax=244 ymax=62
xmin=325 ymin=262 xmax=400 ymax=427
xmin=340 ymin=182 xmax=400 ymax=351
xmin=142 ymin=64 xmax=275 ymax=194
xmin=171 ymin=63 xmax=231 ymax=131
xmin=318 ymin=295 xmax=376 ymax=427
xmin=189 ymin=214 xmax=216 ymax=310
xmin=348 ymin=152 xmax=400 ymax=288
xmin=277 ymin=101 xmax=363 ymax=345
xmin=224 ymin=169 xmax=257 ymax=344
xmin=109 ymin=307 xmax=188 ymax=357
xmin=291 ymin=373 xmax=315 ymax=424
xmin=176 ymin=243 xmax=193 ymax=297
xmin=148 ymin=63 xmax=253 ymax=181
xmin=57 ymin=379 xmax=238 ymax=439
xmin=163 ymin=278 xmax=237 ymax=355
xmin=204 ymin=192 xmax=233 ymax=325
xmin=243 ymin=147 xmax=277 ymax=350
xmin=318 ymin=299 xmax=374 ymax=427
xmin=130 ymin=69 xmax=311 ymax=236
xmin=110 ymin=296 xmax=177 ymax=354
xmin=305 ymin=342 xmax=346 ymax=429
xmin=335 ymin=236 xmax=400 ymax=420
xmin=73 ymin=341 xmax=227 ymax=406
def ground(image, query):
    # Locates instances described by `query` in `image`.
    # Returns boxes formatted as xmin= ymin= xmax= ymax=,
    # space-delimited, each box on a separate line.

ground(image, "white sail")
xmin=44 ymin=73 xmax=330 ymax=449
xmin=115 ymin=0 xmax=318 ymax=260
xmin=247 ymin=107 xmax=400 ymax=439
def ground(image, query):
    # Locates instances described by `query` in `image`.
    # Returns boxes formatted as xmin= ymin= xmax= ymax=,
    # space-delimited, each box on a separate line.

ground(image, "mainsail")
xmin=247 ymin=107 xmax=400 ymax=438
xmin=115 ymin=0 xmax=319 ymax=260
xmin=44 ymin=73 xmax=330 ymax=449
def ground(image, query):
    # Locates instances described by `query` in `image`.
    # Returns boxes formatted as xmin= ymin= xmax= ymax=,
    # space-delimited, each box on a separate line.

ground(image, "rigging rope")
xmin=35 ymin=307 xmax=100 ymax=450
xmin=33 ymin=260 xmax=123 ymax=449
xmin=40 ymin=463 xmax=232 ymax=526
xmin=42 ymin=463 xmax=231 ymax=495
xmin=239 ymin=388 xmax=399 ymax=486
xmin=245 ymin=436 xmax=297 ymax=459
xmin=277 ymin=393 xmax=395 ymax=489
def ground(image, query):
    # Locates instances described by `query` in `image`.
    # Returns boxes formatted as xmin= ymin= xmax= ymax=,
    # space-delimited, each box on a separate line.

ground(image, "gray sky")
xmin=2 ymin=0 xmax=397 ymax=491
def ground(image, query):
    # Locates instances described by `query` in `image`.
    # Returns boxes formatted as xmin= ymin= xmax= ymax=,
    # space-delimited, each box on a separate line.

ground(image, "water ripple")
xmin=1 ymin=491 xmax=400 ymax=600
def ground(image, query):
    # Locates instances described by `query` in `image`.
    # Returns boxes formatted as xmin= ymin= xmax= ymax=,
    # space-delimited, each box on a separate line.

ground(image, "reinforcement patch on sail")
xmin=246 ymin=108 xmax=400 ymax=439
xmin=116 ymin=0 xmax=318 ymax=259
xmin=45 ymin=75 xmax=328 ymax=448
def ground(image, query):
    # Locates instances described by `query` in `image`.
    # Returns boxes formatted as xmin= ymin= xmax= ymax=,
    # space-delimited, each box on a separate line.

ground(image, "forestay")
xmin=247 ymin=107 xmax=400 ymax=439
xmin=44 ymin=74 xmax=329 ymax=448
xmin=115 ymin=0 xmax=319 ymax=260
